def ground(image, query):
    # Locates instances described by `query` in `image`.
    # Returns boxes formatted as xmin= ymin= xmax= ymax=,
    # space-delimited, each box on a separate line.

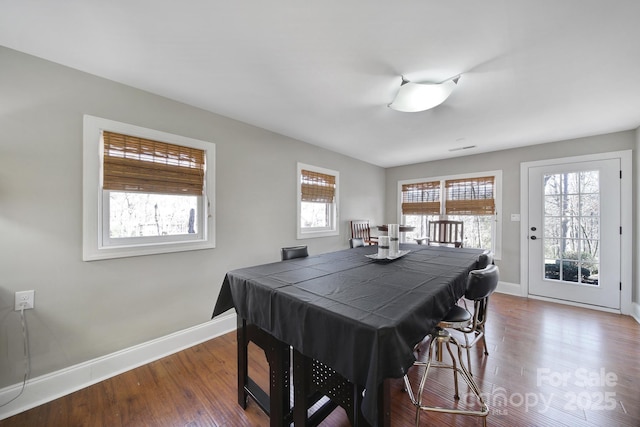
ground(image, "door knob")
xmin=530 ymin=236 xmax=537 ymax=240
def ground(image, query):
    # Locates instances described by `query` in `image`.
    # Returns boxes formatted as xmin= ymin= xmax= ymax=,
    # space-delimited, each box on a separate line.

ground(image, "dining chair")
xmin=452 ymin=263 xmax=499 ymax=375
xmin=350 ymin=220 xmax=378 ymax=245
xmin=349 ymin=237 xmax=365 ymax=248
xmin=281 ymin=245 xmax=309 ymax=260
xmin=427 ymin=219 xmax=464 ymax=248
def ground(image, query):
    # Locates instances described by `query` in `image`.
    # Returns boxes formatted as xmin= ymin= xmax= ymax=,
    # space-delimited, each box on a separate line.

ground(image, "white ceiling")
xmin=2 ymin=0 xmax=640 ymax=167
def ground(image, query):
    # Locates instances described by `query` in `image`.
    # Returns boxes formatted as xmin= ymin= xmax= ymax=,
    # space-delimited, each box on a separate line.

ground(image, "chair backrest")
xmin=350 ymin=220 xmax=372 ymax=240
xmin=477 ymin=251 xmax=494 ymax=269
xmin=465 ymin=264 xmax=499 ymax=329
xmin=349 ymin=237 xmax=365 ymax=248
xmin=465 ymin=264 xmax=499 ymax=301
xmin=427 ymin=220 xmax=464 ymax=248
xmin=281 ymin=245 xmax=309 ymax=261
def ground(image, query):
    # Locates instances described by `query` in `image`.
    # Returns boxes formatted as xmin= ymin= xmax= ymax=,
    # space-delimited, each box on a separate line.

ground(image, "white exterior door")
xmin=527 ymin=158 xmax=620 ymax=309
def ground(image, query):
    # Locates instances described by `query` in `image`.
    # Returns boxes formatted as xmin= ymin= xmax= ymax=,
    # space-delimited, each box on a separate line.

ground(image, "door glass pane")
xmin=580 ymin=194 xmax=599 ymax=216
xmin=544 ymin=195 xmax=561 ymax=216
xmin=564 ymin=195 xmax=580 ymax=214
xmin=544 ymin=238 xmax=561 ymax=260
xmin=544 ymin=217 xmax=562 ymax=238
xmin=542 ymin=171 xmax=600 ymax=286
xmin=544 ymin=174 xmax=561 ymax=195
xmin=580 ymin=171 xmax=599 ymax=193
xmin=560 ymin=260 xmax=580 ymax=282
xmin=565 ymin=172 xmax=580 ymax=193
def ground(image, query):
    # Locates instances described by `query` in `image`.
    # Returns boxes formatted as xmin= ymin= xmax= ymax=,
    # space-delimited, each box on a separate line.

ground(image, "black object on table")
xmin=376 ymin=225 xmax=415 ymax=232
xmin=212 ymin=244 xmax=484 ymax=426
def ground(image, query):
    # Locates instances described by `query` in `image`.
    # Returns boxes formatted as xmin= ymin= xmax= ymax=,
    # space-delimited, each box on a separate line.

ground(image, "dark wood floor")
xmin=2 ymin=293 xmax=639 ymax=427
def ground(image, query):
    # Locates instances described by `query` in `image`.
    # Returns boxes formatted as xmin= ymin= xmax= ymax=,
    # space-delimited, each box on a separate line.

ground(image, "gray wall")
xmin=636 ymin=132 xmax=640 ymax=305
xmin=385 ymin=131 xmax=636 ymax=287
xmin=0 ymin=47 xmax=385 ymax=387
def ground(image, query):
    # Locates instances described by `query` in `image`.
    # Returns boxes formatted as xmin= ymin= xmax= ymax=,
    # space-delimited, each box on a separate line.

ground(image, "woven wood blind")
xmin=301 ymin=169 xmax=336 ymax=203
xmin=445 ymin=176 xmax=495 ymax=215
xmin=401 ymin=181 xmax=441 ymax=215
xmin=103 ymin=131 xmax=205 ymax=196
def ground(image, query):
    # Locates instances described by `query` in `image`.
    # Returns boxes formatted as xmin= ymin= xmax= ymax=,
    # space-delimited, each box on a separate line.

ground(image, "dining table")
xmin=212 ymin=244 xmax=485 ymax=426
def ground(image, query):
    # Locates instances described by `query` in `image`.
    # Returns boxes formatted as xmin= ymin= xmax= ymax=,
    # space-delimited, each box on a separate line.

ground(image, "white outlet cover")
xmin=15 ymin=290 xmax=35 ymax=310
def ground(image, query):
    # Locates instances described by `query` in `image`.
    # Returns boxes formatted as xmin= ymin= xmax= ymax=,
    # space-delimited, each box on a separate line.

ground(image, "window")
xmin=297 ymin=163 xmax=339 ymax=239
xmin=83 ymin=115 xmax=215 ymax=260
xmin=399 ymin=171 xmax=502 ymax=258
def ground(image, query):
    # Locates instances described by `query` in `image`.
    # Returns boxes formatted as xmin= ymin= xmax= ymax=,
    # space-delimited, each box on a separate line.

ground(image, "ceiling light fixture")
xmin=388 ymin=75 xmax=460 ymax=112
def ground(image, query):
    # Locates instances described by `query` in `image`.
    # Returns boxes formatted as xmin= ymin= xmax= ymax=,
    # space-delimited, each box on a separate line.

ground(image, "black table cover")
xmin=212 ymin=244 xmax=484 ymax=426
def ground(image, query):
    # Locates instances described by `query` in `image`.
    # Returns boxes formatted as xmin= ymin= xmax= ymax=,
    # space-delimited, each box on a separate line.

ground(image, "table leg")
xmin=237 ymin=317 xmax=291 ymax=427
xmin=349 ymin=381 xmax=390 ymax=427
xmin=237 ymin=317 xmax=248 ymax=408
xmin=292 ymin=348 xmax=390 ymax=427
xmin=292 ymin=348 xmax=312 ymax=426
xmin=238 ymin=322 xmax=390 ymax=427
xmin=266 ymin=342 xmax=290 ymax=427
xmin=378 ymin=379 xmax=391 ymax=427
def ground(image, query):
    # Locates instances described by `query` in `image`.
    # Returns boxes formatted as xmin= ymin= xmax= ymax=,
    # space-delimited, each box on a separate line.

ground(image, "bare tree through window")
xmin=543 ymin=171 xmax=600 ymax=285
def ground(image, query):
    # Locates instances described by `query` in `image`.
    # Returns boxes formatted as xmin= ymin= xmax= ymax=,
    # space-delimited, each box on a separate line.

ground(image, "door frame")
xmin=520 ymin=150 xmax=632 ymax=315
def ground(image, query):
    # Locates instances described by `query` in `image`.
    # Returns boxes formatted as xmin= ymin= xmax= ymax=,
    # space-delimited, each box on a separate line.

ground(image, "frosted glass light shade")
xmin=389 ymin=77 xmax=459 ymax=112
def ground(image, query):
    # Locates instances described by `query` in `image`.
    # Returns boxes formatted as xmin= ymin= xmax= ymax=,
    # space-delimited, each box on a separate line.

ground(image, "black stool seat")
xmin=440 ymin=305 xmax=472 ymax=327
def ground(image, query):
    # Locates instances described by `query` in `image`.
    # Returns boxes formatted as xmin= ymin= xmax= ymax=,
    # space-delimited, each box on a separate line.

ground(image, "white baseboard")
xmin=632 ymin=302 xmax=640 ymax=324
xmin=495 ymin=280 xmax=522 ymax=296
xmin=0 ymin=312 xmax=237 ymax=421
xmin=527 ymin=294 xmax=623 ymax=315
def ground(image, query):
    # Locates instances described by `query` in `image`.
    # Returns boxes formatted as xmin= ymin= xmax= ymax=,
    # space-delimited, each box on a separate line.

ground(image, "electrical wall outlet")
xmin=15 ymin=290 xmax=35 ymax=310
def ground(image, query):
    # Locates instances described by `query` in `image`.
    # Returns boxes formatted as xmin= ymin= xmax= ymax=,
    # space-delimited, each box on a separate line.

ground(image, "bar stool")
xmin=477 ymin=250 xmax=494 ymax=269
xmin=454 ymin=263 xmax=499 ymax=375
xmin=403 ymin=283 xmax=490 ymax=425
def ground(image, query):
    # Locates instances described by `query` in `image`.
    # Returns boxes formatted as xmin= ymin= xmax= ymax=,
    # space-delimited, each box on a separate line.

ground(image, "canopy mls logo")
xmin=537 ymin=367 xmax=618 ymax=388
xmin=462 ymin=367 xmax=619 ymax=416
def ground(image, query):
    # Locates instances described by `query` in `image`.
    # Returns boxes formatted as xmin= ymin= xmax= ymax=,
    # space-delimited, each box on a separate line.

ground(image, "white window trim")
xmin=297 ymin=162 xmax=339 ymax=239
xmin=397 ymin=170 xmax=503 ymax=259
xmin=83 ymin=115 xmax=215 ymax=261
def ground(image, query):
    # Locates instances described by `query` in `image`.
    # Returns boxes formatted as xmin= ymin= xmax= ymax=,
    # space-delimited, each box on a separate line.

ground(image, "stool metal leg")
xmin=405 ymin=327 xmax=489 ymax=427
xmin=444 ymin=337 xmax=461 ymax=400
